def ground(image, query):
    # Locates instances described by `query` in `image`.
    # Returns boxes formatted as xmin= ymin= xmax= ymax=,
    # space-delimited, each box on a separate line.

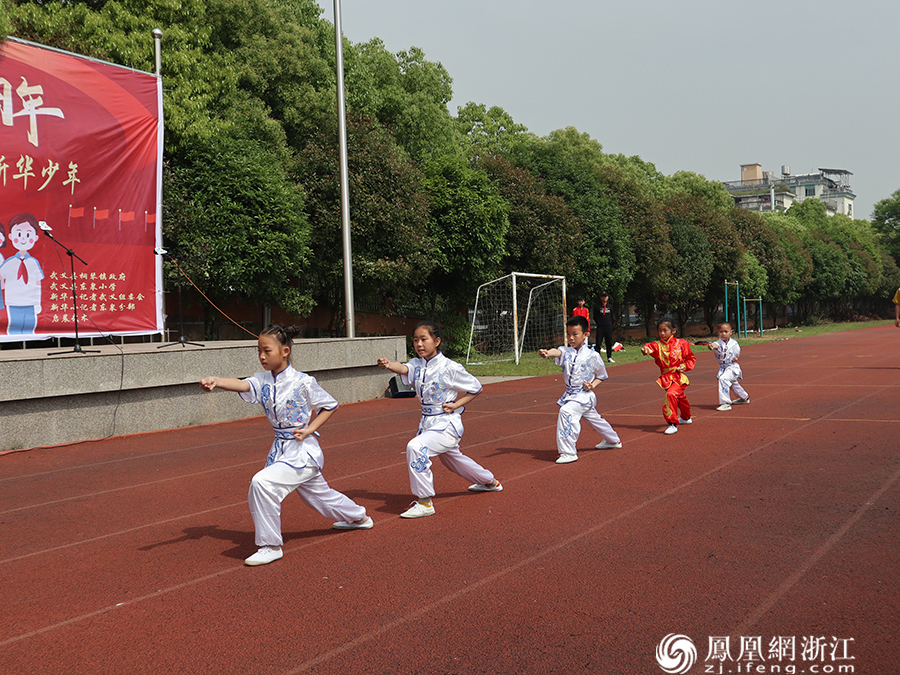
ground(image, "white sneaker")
xmin=401 ymin=501 xmax=435 ymax=518
xmin=556 ymin=454 xmax=579 ymax=464
xmin=664 ymin=424 xmax=678 ymax=435
xmin=468 ymin=480 xmax=503 ymax=492
xmin=245 ymin=546 xmax=283 ymax=566
xmin=332 ymin=515 xmax=374 ymax=530
xmin=733 ymin=398 xmax=750 ymax=405
xmin=595 ymin=440 xmax=622 ymax=449
xmin=678 ymin=417 xmax=692 ymax=425
xmin=716 ymin=404 xmax=732 ymax=411
xmin=607 ymin=358 xmax=615 ymax=363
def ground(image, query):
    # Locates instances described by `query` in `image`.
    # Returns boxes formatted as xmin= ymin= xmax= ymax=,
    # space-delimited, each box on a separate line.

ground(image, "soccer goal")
xmin=466 ymin=273 xmax=567 ymax=365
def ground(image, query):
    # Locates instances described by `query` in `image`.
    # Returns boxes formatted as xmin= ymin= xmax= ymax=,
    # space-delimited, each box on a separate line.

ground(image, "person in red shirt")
xmin=572 ymin=297 xmax=590 ymax=331
xmin=641 ymin=319 xmax=697 ymax=435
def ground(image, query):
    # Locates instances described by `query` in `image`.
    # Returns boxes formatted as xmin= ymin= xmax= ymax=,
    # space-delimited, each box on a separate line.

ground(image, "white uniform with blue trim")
xmin=400 ymin=352 xmax=495 ymax=499
xmin=712 ymin=338 xmax=748 ymax=405
xmin=241 ymin=365 xmax=366 ymax=547
xmin=553 ymin=343 xmax=620 ymax=459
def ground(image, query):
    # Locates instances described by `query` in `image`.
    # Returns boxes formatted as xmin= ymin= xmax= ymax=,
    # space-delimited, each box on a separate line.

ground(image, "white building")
xmin=723 ymin=164 xmax=855 ymax=217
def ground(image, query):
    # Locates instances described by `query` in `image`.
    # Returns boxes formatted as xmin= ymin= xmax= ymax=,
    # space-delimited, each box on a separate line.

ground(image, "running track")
xmin=1 ymin=325 xmax=898 ymax=674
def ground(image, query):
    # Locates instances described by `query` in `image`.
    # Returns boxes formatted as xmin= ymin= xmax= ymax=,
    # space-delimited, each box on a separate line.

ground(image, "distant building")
xmin=723 ymin=164 xmax=855 ymax=217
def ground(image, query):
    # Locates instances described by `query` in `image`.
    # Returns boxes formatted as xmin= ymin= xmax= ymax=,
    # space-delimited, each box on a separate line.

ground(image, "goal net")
xmin=466 ymin=273 xmax=566 ymax=365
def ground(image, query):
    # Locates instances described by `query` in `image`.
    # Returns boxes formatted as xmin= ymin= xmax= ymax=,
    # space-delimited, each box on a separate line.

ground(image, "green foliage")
xmin=664 ymin=194 xmax=745 ymax=321
xmin=741 ymin=252 xmax=768 ymax=300
xmin=787 ymin=198 xmax=829 ymax=230
xmin=594 ymin=166 xmax=675 ymax=312
xmin=762 ymin=212 xmax=814 ymax=304
xmin=164 ymin=136 xmax=313 ymax=328
xmin=347 ymin=39 xmax=460 ymax=162
xmin=665 ymin=171 xmax=735 ymax=213
xmin=455 ymin=103 xmax=532 ymax=159
xmin=423 ymin=154 xmax=509 ymax=303
xmin=731 ymin=208 xmax=793 ymax=306
xmin=663 ymin=210 xmax=714 ymax=332
xmin=473 ymin=154 xmax=580 ymax=276
xmin=0 ymin=0 xmax=12 ymax=36
xmin=514 ymin=128 xmax=634 ymax=302
xmin=871 ymin=188 xmax=900 ymax=262
xmin=296 ymin=114 xmax=436 ymax=323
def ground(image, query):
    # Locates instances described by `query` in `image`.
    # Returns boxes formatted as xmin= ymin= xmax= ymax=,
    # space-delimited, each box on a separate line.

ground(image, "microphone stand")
xmin=42 ymin=228 xmax=100 ymax=356
xmin=156 ymin=251 xmax=203 ymax=349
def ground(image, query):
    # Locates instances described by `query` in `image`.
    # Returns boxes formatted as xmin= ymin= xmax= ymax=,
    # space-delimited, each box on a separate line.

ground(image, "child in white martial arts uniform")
xmin=539 ymin=315 xmax=622 ymax=464
xmin=708 ymin=322 xmax=750 ymax=411
xmin=200 ymin=324 xmax=372 ymax=566
xmin=377 ymin=321 xmax=502 ymax=519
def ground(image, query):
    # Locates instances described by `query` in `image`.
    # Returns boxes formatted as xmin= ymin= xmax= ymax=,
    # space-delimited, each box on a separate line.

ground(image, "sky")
xmin=315 ymin=0 xmax=899 ymax=220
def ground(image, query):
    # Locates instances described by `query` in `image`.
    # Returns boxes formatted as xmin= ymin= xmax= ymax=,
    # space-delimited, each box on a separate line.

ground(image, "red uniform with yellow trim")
xmin=643 ymin=335 xmax=697 ymax=426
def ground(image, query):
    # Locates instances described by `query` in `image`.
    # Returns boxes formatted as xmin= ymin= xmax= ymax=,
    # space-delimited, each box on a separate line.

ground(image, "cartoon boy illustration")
xmin=0 ymin=213 xmax=44 ymax=334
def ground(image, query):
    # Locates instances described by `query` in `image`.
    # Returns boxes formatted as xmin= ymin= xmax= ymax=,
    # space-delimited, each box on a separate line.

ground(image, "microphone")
xmin=154 ymin=247 xmax=168 ymax=255
xmin=38 ymin=220 xmax=53 ymax=232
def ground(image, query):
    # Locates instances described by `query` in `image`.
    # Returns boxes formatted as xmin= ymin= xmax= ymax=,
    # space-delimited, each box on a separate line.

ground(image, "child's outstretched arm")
xmin=200 ymin=376 xmax=251 ymax=393
xmin=539 ymin=348 xmax=562 ymax=359
xmin=377 ymin=357 xmax=408 ymax=375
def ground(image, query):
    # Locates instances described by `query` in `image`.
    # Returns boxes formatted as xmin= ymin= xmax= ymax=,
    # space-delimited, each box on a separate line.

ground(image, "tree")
xmin=164 ymin=136 xmax=312 ymax=337
xmin=593 ymin=166 xmax=675 ymax=334
xmin=422 ymin=154 xmax=509 ymax=310
xmin=731 ymin=208 xmax=793 ymax=319
xmin=762 ymin=212 xmax=814 ymax=322
xmin=346 ymin=39 xmax=460 ymax=163
xmin=663 ymin=171 xmax=735 ymax=214
xmin=473 ymin=154 xmax=581 ymax=277
xmin=513 ymin=128 xmax=635 ymax=304
xmin=297 ymin=114 xmax=436 ymax=328
xmin=663 ymin=213 xmax=714 ymax=334
xmin=662 ymin=194 xmax=745 ymax=332
xmin=871 ymin=188 xmax=900 ymax=263
xmin=455 ymin=103 xmax=532 ymax=159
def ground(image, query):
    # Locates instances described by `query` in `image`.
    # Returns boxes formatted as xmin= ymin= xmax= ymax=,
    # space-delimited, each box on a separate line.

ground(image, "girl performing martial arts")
xmin=200 ymin=324 xmax=372 ymax=566
xmin=377 ymin=321 xmax=502 ymax=518
xmin=708 ymin=322 xmax=750 ymax=411
xmin=641 ymin=319 xmax=697 ymax=435
xmin=539 ymin=315 xmax=622 ymax=464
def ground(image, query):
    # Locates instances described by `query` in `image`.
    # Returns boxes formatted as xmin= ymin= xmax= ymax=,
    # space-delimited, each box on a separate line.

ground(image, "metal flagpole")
xmin=332 ymin=0 xmax=355 ymax=337
xmin=152 ymin=28 xmax=166 ymax=343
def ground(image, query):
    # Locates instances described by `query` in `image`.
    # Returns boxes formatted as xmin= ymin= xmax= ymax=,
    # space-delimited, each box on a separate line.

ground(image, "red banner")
xmin=0 ymin=38 xmax=163 ymax=341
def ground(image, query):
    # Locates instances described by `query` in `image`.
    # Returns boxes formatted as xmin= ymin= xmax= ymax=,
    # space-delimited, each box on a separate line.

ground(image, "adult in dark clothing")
xmin=592 ymin=291 xmax=615 ymax=363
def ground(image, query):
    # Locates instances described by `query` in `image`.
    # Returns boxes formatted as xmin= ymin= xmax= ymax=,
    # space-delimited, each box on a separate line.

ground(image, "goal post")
xmin=466 ymin=273 xmax=566 ymax=366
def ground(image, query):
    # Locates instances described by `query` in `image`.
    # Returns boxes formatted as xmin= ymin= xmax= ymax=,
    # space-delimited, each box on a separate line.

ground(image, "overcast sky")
xmin=316 ymin=0 xmax=898 ymax=220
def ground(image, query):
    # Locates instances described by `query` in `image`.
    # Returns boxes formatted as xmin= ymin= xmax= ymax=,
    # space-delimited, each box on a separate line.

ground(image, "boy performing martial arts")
xmin=708 ymin=322 xmax=750 ymax=411
xmin=539 ymin=315 xmax=622 ymax=464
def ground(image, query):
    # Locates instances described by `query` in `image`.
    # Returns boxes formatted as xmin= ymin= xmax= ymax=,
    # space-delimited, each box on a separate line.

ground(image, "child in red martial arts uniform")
xmin=572 ymin=297 xmax=590 ymax=331
xmin=641 ymin=319 xmax=697 ymax=435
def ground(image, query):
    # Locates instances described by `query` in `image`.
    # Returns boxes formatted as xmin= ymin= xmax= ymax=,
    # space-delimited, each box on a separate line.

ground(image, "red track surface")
xmin=2 ymin=325 xmax=898 ymax=674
